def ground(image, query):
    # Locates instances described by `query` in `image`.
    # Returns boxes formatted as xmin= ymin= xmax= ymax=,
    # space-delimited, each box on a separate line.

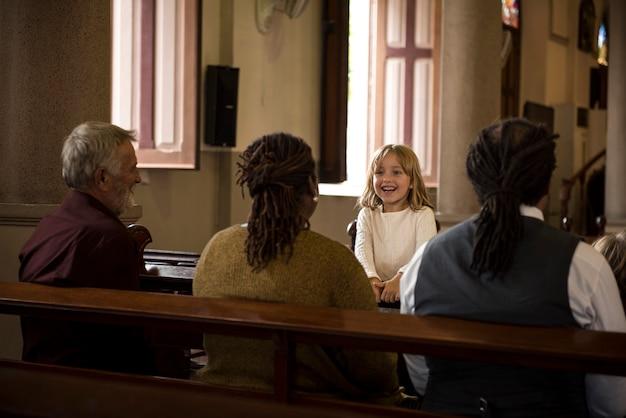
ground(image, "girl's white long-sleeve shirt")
xmin=355 ymin=206 xmax=437 ymax=281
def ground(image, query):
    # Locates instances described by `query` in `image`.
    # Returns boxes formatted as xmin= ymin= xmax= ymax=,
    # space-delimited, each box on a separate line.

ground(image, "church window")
xmin=320 ymin=0 xmax=440 ymax=195
xmin=501 ymin=0 xmax=519 ymax=29
xmin=111 ymin=0 xmax=199 ymax=169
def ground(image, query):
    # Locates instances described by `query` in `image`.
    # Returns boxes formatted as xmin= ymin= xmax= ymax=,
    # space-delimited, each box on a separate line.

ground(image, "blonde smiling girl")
xmin=355 ymin=144 xmax=437 ymax=306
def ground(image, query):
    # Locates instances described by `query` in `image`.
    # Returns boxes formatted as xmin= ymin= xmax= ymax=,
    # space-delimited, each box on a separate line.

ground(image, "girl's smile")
xmin=373 ymin=153 xmax=411 ymax=212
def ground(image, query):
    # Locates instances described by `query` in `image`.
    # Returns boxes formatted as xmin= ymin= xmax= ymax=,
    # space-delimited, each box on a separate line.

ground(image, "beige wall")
xmin=231 ymin=0 xmax=322 ymax=156
xmin=520 ymin=0 xmax=550 ymax=106
xmin=0 ymin=0 xmax=112 ymax=359
xmin=134 ymin=0 xmax=329 ymax=252
xmin=0 ymin=0 xmax=111 ymax=204
xmin=520 ymin=0 xmax=608 ymax=227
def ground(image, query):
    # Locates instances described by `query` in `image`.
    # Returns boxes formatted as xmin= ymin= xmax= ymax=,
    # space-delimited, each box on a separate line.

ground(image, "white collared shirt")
xmin=400 ymin=205 xmax=626 ymax=417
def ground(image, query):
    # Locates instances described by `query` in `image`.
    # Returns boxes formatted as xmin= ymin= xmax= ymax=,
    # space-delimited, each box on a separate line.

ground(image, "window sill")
xmin=318 ymin=182 xmax=363 ymax=197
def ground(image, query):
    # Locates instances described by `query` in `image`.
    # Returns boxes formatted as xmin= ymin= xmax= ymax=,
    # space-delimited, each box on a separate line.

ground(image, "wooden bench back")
xmin=2 ymin=282 xmax=626 ymax=375
xmin=2 ymin=282 xmax=626 ymax=416
xmin=128 ymin=224 xmax=198 ymax=294
xmin=0 ymin=359 xmax=448 ymax=418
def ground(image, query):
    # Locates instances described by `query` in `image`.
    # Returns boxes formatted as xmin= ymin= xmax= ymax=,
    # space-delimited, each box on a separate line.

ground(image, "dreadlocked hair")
xmin=466 ymin=118 xmax=558 ymax=275
xmin=237 ymin=133 xmax=316 ymax=272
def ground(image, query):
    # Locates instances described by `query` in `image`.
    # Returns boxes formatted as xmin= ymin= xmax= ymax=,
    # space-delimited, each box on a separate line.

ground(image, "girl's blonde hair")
xmin=358 ymin=144 xmax=433 ymax=210
xmin=593 ymin=231 xmax=626 ymax=306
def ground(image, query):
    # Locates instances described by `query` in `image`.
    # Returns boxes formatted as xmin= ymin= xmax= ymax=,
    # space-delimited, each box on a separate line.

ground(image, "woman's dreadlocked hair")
xmin=466 ymin=118 xmax=558 ymax=275
xmin=237 ymin=133 xmax=317 ymax=271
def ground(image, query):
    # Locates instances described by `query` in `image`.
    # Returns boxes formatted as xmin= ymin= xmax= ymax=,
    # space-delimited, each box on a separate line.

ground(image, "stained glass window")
xmin=597 ymin=20 xmax=608 ymax=65
xmin=501 ymin=0 xmax=519 ymax=29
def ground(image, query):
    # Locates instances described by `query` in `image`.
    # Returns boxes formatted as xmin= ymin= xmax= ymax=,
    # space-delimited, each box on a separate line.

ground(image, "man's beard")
xmin=112 ymin=183 xmax=136 ymax=216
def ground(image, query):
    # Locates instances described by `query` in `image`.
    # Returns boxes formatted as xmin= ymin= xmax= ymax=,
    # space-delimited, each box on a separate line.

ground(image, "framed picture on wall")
xmin=578 ymin=0 xmax=596 ymax=52
xmin=550 ymin=0 xmax=568 ymax=42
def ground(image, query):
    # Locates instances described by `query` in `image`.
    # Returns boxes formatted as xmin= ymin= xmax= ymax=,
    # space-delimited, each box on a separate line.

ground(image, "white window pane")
xmin=154 ymin=0 xmax=177 ymax=147
xmin=386 ymin=0 xmax=406 ymax=48
xmin=132 ymin=0 xmax=142 ymax=136
xmin=414 ymin=0 xmax=432 ymax=48
xmin=111 ymin=0 xmax=135 ymax=131
xmin=412 ymin=59 xmax=433 ymax=176
xmin=111 ymin=0 xmax=198 ymax=168
xmin=346 ymin=0 xmax=370 ymax=188
xmin=384 ymin=58 xmax=405 ymax=145
xmin=174 ymin=0 xmax=185 ymax=151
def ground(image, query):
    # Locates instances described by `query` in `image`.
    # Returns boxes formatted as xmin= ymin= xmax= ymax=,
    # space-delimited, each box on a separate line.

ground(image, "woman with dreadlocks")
xmin=399 ymin=118 xmax=626 ymax=416
xmin=193 ymin=132 xmax=399 ymax=402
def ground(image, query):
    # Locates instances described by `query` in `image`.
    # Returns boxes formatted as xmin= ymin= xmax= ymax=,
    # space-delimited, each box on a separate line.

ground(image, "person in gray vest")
xmin=400 ymin=118 xmax=626 ymax=417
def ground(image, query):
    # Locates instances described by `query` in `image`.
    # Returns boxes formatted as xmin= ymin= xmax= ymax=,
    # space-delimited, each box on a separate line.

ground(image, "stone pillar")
xmin=436 ymin=0 xmax=501 ymax=226
xmin=605 ymin=0 xmax=626 ymax=231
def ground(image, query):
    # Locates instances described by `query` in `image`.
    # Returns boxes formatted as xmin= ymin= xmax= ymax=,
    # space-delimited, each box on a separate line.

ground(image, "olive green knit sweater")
xmin=193 ymin=225 xmax=398 ymax=401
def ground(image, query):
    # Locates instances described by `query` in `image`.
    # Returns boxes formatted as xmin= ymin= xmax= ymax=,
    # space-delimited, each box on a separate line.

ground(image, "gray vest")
xmin=415 ymin=216 xmax=587 ymax=417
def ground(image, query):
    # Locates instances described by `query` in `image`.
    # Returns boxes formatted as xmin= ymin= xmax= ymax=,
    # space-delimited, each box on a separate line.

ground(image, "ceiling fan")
xmin=255 ymin=0 xmax=309 ymax=34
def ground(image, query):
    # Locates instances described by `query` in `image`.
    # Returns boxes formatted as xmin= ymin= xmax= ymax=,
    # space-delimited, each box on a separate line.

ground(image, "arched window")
xmin=597 ymin=15 xmax=608 ymax=66
xmin=501 ymin=0 xmax=519 ymax=29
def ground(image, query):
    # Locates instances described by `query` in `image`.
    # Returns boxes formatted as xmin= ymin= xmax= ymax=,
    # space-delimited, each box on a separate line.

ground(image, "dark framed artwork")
xmin=578 ymin=0 xmax=596 ymax=53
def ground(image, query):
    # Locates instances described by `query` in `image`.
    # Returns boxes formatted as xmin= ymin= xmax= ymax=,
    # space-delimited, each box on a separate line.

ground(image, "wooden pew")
xmin=128 ymin=224 xmax=198 ymax=294
xmin=139 ymin=249 xmax=197 ymax=294
xmin=2 ymin=282 xmax=626 ymax=417
xmin=0 ymin=359 xmax=439 ymax=418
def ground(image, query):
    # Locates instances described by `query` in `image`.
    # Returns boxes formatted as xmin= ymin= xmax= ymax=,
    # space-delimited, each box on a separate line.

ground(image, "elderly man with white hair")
xmin=18 ymin=121 xmax=151 ymax=373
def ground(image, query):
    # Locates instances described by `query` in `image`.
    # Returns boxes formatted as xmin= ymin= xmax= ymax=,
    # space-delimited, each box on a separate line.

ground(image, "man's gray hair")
xmin=61 ymin=122 xmax=136 ymax=190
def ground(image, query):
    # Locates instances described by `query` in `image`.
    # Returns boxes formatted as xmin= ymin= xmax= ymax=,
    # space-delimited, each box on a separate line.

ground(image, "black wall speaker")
xmin=205 ymin=65 xmax=239 ymax=147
